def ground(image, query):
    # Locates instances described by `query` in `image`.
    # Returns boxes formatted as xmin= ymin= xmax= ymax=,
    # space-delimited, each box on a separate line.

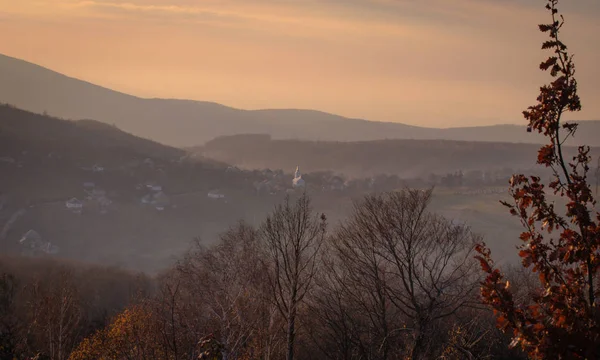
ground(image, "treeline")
xmin=0 ymin=256 xmax=152 ymax=359
xmin=199 ymin=134 xmax=589 ymax=178
xmin=1 ymin=190 xmax=531 ymax=359
xmin=0 ymin=104 xmax=184 ymax=166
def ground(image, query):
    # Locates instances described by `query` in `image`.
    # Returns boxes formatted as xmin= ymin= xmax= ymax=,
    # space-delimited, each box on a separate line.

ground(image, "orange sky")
xmin=0 ymin=0 xmax=598 ymax=127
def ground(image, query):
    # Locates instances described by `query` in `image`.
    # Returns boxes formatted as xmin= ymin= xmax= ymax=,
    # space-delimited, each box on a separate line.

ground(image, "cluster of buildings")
xmin=139 ymin=183 xmax=170 ymax=211
xmin=250 ymin=166 xmax=307 ymax=196
xmin=19 ymin=229 xmax=59 ymax=256
xmin=64 ymin=181 xmax=113 ymax=214
xmin=250 ymin=165 xmax=354 ymax=196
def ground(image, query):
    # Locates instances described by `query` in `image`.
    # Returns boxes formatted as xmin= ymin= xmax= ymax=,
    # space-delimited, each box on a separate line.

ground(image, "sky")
xmin=0 ymin=0 xmax=598 ymax=128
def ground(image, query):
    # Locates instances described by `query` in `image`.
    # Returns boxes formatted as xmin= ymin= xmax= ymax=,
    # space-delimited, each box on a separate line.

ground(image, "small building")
xmin=19 ymin=230 xmax=59 ymax=255
xmin=65 ymin=198 xmax=83 ymax=212
xmin=146 ymin=184 xmax=162 ymax=192
xmin=19 ymin=230 xmax=42 ymax=248
xmin=140 ymin=191 xmax=170 ymax=210
xmin=207 ymin=190 xmax=225 ymax=199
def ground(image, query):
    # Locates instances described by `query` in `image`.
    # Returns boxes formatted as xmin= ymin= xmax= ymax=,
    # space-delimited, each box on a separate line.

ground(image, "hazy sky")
xmin=0 ymin=0 xmax=598 ymax=127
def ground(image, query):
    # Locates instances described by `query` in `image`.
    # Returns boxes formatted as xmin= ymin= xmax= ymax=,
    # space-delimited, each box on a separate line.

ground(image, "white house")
xmin=19 ymin=230 xmax=43 ymax=248
xmin=207 ymin=190 xmax=225 ymax=199
xmin=146 ymin=183 xmax=162 ymax=192
xmin=19 ymin=230 xmax=59 ymax=255
xmin=65 ymin=198 xmax=83 ymax=211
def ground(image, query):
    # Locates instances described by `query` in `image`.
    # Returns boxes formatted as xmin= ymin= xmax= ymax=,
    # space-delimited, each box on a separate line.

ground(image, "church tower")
xmin=293 ymin=166 xmax=305 ymax=188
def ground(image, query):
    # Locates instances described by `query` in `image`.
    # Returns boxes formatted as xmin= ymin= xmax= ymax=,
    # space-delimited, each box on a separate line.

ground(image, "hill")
xmin=0 ymin=106 xmax=284 ymax=272
xmin=0 ymin=106 xmax=377 ymax=272
xmin=2 ymin=53 xmax=599 ymax=147
xmin=197 ymin=134 xmax=599 ymax=179
xmin=0 ymin=104 xmax=184 ymax=163
xmin=0 ymin=106 xmax=547 ymax=272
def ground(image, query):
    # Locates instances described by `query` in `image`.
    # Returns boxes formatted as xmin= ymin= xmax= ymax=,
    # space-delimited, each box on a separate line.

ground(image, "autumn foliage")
xmin=69 ymin=304 xmax=165 ymax=360
xmin=475 ymin=0 xmax=600 ymax=358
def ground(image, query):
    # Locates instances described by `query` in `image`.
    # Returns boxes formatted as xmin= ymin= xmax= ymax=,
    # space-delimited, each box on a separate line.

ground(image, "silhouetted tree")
xmin=309 ymin=190 xmax=479 ymax=359
xmin=261 ymin=193 xmax=327 ymax=360
xmin=351 ymin=190 xmax=479 ymax=359
xmin=0 ymin=273 xmax=21 ymax=358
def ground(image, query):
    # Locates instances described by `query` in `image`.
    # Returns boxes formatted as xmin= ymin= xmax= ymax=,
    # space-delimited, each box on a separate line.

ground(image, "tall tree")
xmin=342 ymin=190 xmax=479 ymax=359
xmin=0 ymin=273 xmax=21 ymax=359
xmin=27 ymin=269 xmax=83 ymax=360
xmin=176 ymin=222 xmax=276 ymax=360
xmin=261 ymin=193 xmax=326 ymax=360
xmin=328 ymin=204 xmax=398 ymax=360
xmin=476 ymin=0 xmax=600 ymax=358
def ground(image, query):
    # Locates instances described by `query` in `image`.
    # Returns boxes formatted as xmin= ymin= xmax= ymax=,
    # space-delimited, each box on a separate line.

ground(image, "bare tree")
xmin=307 ymin=240 xmax=402 ymax=360
xmin=170 ymin=221 xmax=279 ymax=359
xmin=26 ymin=269 xmax=83 ymax=360
xmin=153 ymin=277 xmax=183 ymax=359
xmin=331 ymin=189 xmax=479 ymax=359
xmin=261 ymin=193 xmax=326 ymax=360
xmin=0 ymin=272 xmax=22 ymax=358
xmin=328 ymin=220 xmax=400 ymax=360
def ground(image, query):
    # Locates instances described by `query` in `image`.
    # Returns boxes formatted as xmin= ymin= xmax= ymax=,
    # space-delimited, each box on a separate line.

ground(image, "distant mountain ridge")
xmin=1 ymin=53 xmax=599 ymax=147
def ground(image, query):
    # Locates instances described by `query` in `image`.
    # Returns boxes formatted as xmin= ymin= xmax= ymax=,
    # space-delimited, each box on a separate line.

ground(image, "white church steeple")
xmin=293 ymin=166 xmax=305 ymax=188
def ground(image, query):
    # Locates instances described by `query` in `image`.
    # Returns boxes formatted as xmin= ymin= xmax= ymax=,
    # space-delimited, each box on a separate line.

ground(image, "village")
xmin=0 ymin=143 xmax=525 ymax=260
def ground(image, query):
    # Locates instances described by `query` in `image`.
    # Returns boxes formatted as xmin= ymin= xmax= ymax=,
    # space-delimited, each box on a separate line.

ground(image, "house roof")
xmin=20 ymin=229 xmax=42 ymax=243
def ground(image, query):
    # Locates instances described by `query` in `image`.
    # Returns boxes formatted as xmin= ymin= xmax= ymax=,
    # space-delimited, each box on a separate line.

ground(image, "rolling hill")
xmin=2 ymin=53 xmax=599 ymax=147
xmin=0 ymin=105 xmax=548 ymax=272
xmin=197 ymin=134 xmax=599 ymax=178
xmin=0 ymin=104 xmax=185 ymax=164
xmin=0 ymin=105 xmax=285 ymax=272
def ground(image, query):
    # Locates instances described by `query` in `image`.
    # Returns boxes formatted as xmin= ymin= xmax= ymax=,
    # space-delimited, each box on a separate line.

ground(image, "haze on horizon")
xmin=0 ymin=0 xmax=599 ymax=128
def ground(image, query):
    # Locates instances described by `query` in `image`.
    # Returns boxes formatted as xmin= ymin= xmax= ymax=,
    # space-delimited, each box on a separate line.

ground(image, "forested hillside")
xmin=198 ymin=134 xmax=598 ymax=178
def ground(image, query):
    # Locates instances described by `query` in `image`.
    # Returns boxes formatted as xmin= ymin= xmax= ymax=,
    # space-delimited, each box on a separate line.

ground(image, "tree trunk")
xmin=411 ymin=320 xmax=429 ymax=360
xmin=286 ymin=304 xmax=296 ymax=360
